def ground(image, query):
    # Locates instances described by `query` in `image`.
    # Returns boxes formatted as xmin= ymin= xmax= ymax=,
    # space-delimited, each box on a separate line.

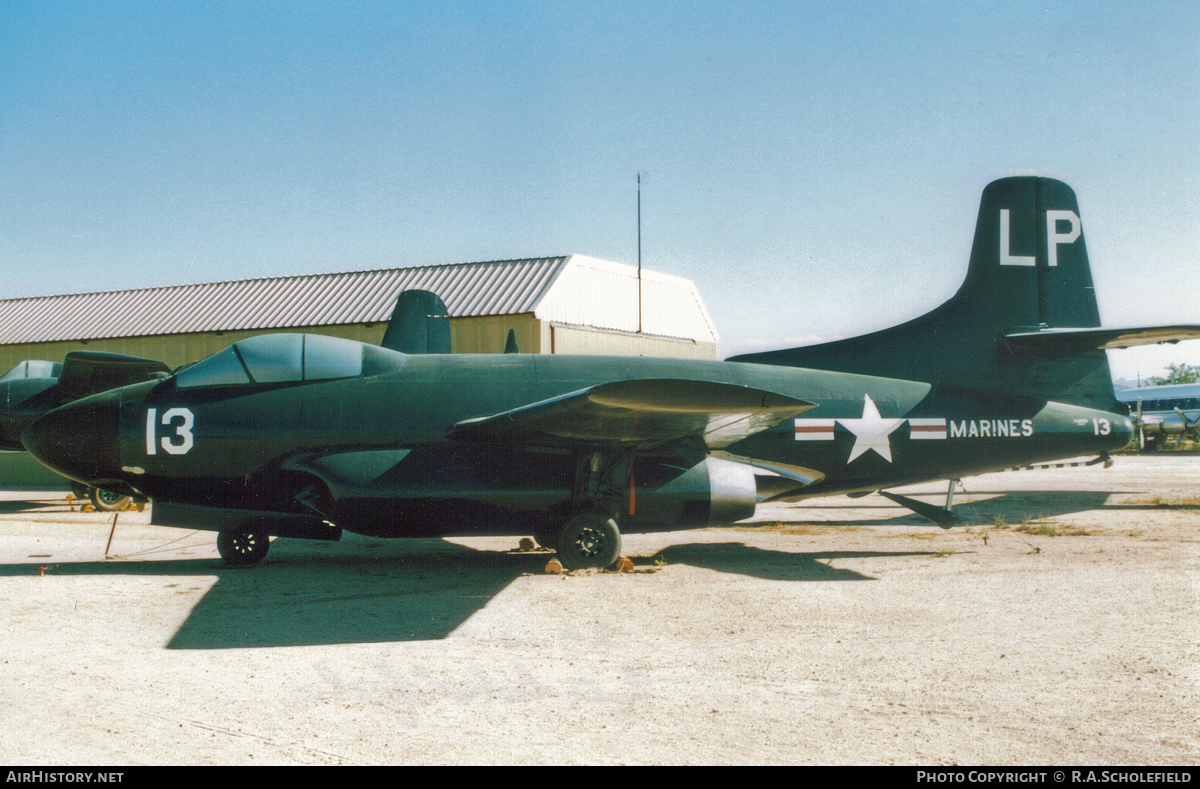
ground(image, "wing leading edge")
xmin=449 ymin=379 xmax=815 ymax=450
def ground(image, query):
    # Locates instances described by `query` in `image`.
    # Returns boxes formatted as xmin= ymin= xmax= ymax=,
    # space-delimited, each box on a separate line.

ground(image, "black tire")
xmin=556 ymin=512 xmax=621 ymax=571
xmin=89 ymin=487 xmax=131 ymax=512
xmin=70 ymin=482 xmax=88 ymax=499
xmin=216 ymin=529 xmax=270 ymax=566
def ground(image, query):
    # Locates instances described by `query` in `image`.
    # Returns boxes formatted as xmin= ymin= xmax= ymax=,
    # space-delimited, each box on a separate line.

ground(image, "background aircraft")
xmin=21 ymin=177 xmax=1197 ymax=570
xmin=0 ymin=351 xmax=170 ymax=510
xmin=1113 ymin=383 xmax=1200 ymax=450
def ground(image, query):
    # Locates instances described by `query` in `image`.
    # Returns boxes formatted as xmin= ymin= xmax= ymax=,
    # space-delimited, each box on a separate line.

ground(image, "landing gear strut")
xmin=216 ymin=529 xmax=270 ymax=566
xmin=546 ymin=449 xmax=633 ymax=570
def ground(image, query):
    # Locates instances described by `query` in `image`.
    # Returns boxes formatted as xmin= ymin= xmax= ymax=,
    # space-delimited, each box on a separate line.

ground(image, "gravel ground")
xmin=0 ymin=455 xmax=1197 ymax=765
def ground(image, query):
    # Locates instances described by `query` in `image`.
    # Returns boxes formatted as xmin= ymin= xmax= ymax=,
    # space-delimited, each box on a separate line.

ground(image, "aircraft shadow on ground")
xmin=789 ymin=489 xmax=1185 ymax=527
xmin=0 ymin=498 xmax=78 ymax=514
xmin=641 ymin=542 xmax=934 ymax=583
xmin=0 ymin=533 xmax=938 ymax=650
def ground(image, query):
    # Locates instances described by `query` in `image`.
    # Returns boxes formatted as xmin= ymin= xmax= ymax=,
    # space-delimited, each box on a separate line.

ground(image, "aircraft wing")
xmin=449 ymin=379 xmax=815 ymax=450
xmin=56 ymin=351 xmax=171 ymax=402
xmin=1005 ymin=325 xmax=1200 ymax=355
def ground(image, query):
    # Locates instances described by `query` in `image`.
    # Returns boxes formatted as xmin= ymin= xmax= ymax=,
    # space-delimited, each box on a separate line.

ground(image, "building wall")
xmin=0 ymin=311 xmax=712 ymax=373
xmin=0 ymin=323 xmax=388 ymax=373
xmin=546 ymin=323 xmax=716 ymax=359
xmin=450 ymin=314 xmax=542 ymax=355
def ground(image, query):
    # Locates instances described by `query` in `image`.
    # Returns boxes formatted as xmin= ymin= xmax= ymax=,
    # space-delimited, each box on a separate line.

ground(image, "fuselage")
xmin=22 ymin=341 xmax=1133 ymax=538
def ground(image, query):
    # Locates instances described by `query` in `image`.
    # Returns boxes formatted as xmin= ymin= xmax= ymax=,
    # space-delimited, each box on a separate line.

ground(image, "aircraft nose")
xmin=22 ymin=389 xmax=123 ymax=485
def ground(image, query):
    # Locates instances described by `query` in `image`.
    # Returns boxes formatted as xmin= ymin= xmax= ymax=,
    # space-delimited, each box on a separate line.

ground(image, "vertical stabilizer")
xmin=380 ymin=290 xmax=452 ymax=355
xmin=729 ymin=177 xmax=1115 ymax=408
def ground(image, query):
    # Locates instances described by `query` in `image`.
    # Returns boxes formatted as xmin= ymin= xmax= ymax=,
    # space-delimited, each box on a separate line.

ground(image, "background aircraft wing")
xmin=55 ymin=351 xmax=171 ymax=401
xmin=1005 ymin=325 xmax=1200 ymax=355
xmin=449 ymin=379 xmax=815 ymax=450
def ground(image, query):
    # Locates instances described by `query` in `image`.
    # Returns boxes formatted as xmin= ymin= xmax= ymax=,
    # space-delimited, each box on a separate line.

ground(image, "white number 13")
xmin=146 ymin=408 xmax=195 ymax=455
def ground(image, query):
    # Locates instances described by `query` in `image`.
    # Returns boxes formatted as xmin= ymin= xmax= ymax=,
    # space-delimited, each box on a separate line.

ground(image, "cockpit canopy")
xmin=0 ymin=360 xmax=62 ymax=382
xmin=175 ymin=334 xmax=406 ymax=389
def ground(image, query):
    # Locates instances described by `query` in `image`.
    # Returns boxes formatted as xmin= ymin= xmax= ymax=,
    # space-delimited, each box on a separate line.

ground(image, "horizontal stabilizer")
xmin=56 ymin=351 xmax=171 ymax=401
xmin=1005 ymin=325 xmax=1200 ymax=356
xmin=450 ymin=379 xmax=815 ymax=450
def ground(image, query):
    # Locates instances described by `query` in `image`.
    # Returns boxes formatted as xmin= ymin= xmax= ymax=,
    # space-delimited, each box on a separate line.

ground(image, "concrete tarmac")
xmin=0 ymin=455 xmax=1197 ymax=765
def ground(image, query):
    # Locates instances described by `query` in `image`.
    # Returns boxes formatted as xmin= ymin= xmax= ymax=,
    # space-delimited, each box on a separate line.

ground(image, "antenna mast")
xmin=637 ymin=172 xmax=643 ymax=334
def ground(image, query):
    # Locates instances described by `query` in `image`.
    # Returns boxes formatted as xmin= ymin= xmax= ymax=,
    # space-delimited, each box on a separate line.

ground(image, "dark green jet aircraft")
xmin=20 ymin=177 xmax=1200 ymax=570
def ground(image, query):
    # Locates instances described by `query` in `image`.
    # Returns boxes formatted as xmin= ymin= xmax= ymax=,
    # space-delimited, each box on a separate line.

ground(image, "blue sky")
xmin=2 ymin=1 xmax=1197 ymax=380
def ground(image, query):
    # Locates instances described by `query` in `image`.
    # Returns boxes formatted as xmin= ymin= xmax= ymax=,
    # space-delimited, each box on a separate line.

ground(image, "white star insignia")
xmin=838 ymin=394 xmax=904 ymax=463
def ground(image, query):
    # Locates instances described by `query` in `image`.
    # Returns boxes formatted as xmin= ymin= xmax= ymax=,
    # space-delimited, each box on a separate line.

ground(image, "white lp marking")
xmin=999 ymin=209 xmax=1035 ymax=266
xmin=1046 ymin=210 xmax=1081 ymax=267
xmin=1000 ymin=208 xmax=1081 ymax=267
xmin=146 ymin=407 xmax=195 ymax=456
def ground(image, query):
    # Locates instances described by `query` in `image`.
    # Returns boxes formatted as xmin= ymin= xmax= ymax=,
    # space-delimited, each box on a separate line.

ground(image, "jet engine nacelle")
xmin=630 ymin=457 xmax=758 ymax=528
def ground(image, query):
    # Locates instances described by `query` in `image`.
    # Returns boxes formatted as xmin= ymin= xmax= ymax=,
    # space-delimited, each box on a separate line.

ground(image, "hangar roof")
xmin=0 ymin=255 xmax=718 ymax=345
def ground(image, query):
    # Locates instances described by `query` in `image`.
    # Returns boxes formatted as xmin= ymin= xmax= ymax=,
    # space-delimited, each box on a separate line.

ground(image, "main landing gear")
xmin=555 ymin=512 xmax=622 ymax=571
xmin=216 ymin=528 xmax=270 ymax=566
xmin=535 ymin=450 xmax=633 ymax=570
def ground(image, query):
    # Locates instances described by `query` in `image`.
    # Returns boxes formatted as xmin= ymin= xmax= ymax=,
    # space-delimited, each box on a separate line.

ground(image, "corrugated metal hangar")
xmin=0 ymin=254 xmax=718 ymax=372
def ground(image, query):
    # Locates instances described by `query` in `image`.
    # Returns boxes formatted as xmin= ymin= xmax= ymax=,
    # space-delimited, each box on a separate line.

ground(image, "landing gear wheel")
xmin=216 ymin=529 xmax=270 ymax=566
xmin=556 ymin=512 xmax=621 ymax=571
xmin=89 ymin=487 xmax=131 ymax=512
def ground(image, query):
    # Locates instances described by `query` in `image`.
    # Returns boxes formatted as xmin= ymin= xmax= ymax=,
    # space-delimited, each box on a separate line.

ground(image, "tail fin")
xmin=380 ymin=290 xmax=452 ymax=354
xmin=729 ymin=177 xmax=1119 ymax=408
